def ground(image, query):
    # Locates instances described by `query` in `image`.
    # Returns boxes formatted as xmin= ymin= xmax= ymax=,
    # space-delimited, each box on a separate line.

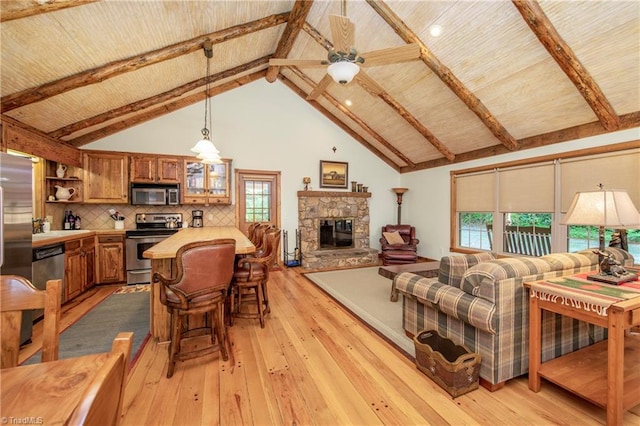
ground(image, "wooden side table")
xmin=524 ymin=274 xmax=640 ymax=426
xmin=378 ymin=261 xmax=440 ymax=302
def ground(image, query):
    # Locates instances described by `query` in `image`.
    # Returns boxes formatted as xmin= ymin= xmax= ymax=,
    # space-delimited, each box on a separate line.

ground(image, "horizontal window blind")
xmin=560 ymin=149 xmax=640 ymax=212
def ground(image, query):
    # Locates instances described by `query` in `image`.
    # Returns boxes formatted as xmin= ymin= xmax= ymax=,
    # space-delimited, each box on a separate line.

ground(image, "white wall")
xmin=85 ymin=79 xmax=401 ymax=248
xmin=401 ymin=127 xmax=640 ymax=260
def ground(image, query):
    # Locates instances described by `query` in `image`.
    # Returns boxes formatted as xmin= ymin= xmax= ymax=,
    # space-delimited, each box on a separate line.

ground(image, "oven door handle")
xmin=128 ymin=270 xmax=151 ymax=275
xmin=126 ymin=235 xmax=167 ymax=240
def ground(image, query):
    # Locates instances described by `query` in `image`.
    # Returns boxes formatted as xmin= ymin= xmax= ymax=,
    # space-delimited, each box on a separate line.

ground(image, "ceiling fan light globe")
xmin=328 ymin=61 xmax=359 ymax=85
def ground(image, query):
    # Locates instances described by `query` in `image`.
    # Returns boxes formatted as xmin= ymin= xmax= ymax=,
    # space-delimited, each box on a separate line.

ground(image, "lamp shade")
xmin=197 ymin=150 xmax=222 ymax=164
xmin=191 ymin=138 xmax=220 ymax=155
xmin=562 ymin=189 xmax=640 ymax=228
xmin=327 ymin=61 xmax=360 ymax=85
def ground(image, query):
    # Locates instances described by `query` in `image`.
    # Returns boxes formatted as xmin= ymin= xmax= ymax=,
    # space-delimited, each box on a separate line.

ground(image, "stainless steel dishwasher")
xmin=32 ymin=243 xmax=66 ymax=320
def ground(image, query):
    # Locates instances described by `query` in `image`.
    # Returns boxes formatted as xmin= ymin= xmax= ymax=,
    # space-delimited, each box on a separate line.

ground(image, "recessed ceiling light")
xmin=430 ymin=24 xmax=443 ymax=37
xmin=345 ymin=99 xmax=353 ymax=106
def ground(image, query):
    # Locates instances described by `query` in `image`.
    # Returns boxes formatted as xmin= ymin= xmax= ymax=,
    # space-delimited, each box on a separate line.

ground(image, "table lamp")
xmin=562 ymin=184 xmax=640 ymax=283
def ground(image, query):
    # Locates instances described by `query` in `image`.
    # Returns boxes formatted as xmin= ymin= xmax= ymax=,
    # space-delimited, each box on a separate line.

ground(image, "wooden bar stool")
xmin=153 ymin=239 xmax=236 ymax=378
xmin=229 ymin=228 xmax=280 ymax=328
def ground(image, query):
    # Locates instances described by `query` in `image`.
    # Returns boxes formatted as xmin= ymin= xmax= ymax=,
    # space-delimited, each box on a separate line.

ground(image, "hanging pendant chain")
xmin=202 ymin=55 xmax=210 ymax=135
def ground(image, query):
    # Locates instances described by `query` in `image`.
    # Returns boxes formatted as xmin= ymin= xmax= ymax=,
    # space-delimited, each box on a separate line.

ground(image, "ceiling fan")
xmin=270 ymin=6 xmax=420 ymax=100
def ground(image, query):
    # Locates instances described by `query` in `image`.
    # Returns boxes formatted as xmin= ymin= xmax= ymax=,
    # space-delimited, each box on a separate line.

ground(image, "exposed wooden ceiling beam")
xmin=301 ymin=21 xmax=455 ymax=162
xmin=278 ymin=74 xmax=401 ymax=172
xmin=1 ymin=116 xmax=81 ymax=166
xmin=0 ymin=0 xmax=97 ymax=22
xmin=1 ymin=12 xmax=288 ymax=112
xmin=512 ymin=0 xmax=621 ymax=131
xmin=55 ymin=56 xmax=271 ymax=142
xmin=288 ymin=67 xmax=415 ymax=168
xmin=265 ymin=0 xmax=314 ymax=83
xmin=67 ymin=71 xmax=266 ymax=147
xmin=402 ymin=111 xmax=640 ymax=173
xmin=366 ymin=0 xmax=519 ymax=152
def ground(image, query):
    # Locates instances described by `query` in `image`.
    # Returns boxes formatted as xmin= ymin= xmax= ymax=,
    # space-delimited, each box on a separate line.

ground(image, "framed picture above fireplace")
xmin=319 ymin=160 xmax=348 ymax=189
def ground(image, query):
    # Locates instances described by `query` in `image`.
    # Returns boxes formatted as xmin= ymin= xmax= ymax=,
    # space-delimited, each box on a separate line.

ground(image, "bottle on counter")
xmin=68 ymin=211 xmax=75 ymax=230
xmin=63 ymin=210 xmax=70 ymax=230
xmin=74 ymin=214 xmax=81 ymax=230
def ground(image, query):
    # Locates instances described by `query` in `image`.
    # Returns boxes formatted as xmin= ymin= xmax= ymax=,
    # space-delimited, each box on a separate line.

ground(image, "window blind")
xmin=455 ymin=171 xmax=495 ymax=212
xmin=560 ymin=149 xmax=640 ymax=212
xmin=499 ymin=163 xmax=554 ymax=212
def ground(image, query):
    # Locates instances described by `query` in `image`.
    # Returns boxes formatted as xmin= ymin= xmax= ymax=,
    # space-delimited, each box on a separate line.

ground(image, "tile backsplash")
xmin=45 ymin=203 xmax=235 ymax=230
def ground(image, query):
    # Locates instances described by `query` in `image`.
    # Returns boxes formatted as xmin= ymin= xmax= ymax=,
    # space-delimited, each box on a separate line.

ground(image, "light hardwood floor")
xmin=22 ymin=267 xmax=640 ymax=425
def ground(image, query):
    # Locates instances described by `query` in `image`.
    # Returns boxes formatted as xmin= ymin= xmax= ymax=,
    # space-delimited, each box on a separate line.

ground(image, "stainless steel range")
xmin=125 ymin=212 xmax=182 ymax=285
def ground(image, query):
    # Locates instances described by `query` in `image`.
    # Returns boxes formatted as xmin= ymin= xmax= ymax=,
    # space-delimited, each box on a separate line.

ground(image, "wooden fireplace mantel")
xmin=297 ymin=191 xmax=371 ymax=198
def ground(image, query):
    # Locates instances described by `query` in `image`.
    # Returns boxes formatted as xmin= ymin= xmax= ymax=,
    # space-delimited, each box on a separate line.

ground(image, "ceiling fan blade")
xmin=307 ymin=74 xmax=334 ymax=100
xmin=269 ymin=58 xmax=326 ymax=67
xmin=360 ymin=43 xmax=421 ymax=67
xmin=329 ymin=14 xmax=355 ymax=53
xmin=354 ymin=70 xmax=384 ymax=97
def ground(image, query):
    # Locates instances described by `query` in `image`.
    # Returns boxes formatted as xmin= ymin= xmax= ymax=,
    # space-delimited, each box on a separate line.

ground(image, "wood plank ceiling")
xmin=1 ymin=0 xmax=639 ymax=172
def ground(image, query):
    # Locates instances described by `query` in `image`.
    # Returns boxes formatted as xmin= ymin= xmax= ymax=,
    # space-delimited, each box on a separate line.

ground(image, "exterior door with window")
xmin=235 ymin=169 xmax=280 ymax=236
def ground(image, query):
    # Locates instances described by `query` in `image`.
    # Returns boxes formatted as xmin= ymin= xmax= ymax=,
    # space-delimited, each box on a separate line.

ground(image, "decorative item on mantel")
xmin=302 ymin=177 xmax=311 ymax=191
xmin=392 ymin=187 xmax=409 ymax=225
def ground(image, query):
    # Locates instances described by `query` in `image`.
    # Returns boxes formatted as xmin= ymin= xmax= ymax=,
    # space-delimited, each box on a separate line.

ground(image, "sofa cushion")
xmin=438 ymin=252 xmax=496 ymax=288
xmin=540 ymin=252 xmax=594 ymax=270
xmin=460 ymin=257 xmax=552 ymax=302
xmin=576 ymin=247 xmax=636 ymax=266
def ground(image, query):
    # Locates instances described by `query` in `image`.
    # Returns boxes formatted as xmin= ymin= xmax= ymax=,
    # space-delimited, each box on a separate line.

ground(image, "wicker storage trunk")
xmin=413 ymin=330 xmax=481 ymax=398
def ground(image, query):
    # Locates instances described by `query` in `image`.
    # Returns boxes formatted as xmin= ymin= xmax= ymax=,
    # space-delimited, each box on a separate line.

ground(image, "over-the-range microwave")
xmin=130 ymin=183 xmax=180 ymax=205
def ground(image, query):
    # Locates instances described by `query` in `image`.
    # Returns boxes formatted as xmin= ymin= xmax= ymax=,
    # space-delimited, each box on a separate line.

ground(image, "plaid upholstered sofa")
xmin=394 ymin=247 xmax=635 ymax=389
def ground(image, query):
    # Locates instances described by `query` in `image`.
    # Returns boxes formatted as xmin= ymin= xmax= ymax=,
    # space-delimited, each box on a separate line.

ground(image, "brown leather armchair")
xmin=380 ymin=224 xmax=419 ymax=265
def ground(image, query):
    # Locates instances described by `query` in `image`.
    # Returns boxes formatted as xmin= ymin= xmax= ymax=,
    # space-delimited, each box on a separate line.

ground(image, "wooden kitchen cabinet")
xmin=65 ymin=236 xmax=96 ymax=300
xmin=83 ymin=152 xmax=129 ymax=203
xmin=183 ymin=158 xmax=231 ymax=205
xmin=130 ymin=155 xmax=181 ymax=184
xmin=97 ymin=234 xmax=125 ymax=284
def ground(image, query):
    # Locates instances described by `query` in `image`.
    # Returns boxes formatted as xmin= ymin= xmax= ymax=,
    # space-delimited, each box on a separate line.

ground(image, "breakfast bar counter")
xmin=143 ymin=226 xmax=255 ymax=341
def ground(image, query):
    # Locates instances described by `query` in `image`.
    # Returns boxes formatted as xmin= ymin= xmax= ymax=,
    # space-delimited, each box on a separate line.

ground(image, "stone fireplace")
xmin=297 ymin=191 xmax=378 ymax=269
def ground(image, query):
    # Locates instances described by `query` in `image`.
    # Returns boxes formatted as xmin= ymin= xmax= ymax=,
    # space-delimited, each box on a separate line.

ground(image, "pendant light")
xmin=190 ymin=40 xmax=221 ymax=163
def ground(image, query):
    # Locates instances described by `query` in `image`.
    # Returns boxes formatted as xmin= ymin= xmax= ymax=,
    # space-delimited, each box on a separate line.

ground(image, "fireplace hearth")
xmin=298 ymin=191 xmax=378 ymax=269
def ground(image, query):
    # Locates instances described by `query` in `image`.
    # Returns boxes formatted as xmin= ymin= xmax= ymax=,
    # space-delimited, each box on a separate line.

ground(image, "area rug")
xmin=305 ymin=267 xmax=415 ymax=357
xmin=24 ymin=289 xmax=150 ymax=366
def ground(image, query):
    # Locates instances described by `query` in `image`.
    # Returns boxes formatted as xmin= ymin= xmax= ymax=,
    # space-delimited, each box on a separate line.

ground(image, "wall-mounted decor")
xmin=319 ymin=160 xmax=348 ymax=189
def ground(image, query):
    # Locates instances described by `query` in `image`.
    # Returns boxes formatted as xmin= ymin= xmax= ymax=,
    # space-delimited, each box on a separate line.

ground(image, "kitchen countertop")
xmin=31 ymin=229 xmax=127 ymax=247
xmin=142 ymin=226 xmax=255 ymax=259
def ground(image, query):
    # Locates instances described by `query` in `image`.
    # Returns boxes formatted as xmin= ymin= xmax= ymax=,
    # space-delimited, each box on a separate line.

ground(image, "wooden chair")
xmin=246 ymin=222 xmax=260 ymax=242
xmin=67 ymin=332 xmax=133 ymax=426
xmin=153 ymin=239 xmax=236 ymax=378
xmin=1 ymin=275 xmax=61 ymax=369
xmin=229 ymin=227 xmax=280 ymax=328
xmin=250 ymin=223 xmax=272 ymax=253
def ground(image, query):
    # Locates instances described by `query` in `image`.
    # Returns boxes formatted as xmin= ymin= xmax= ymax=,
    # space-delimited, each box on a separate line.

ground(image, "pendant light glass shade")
xmin=190 ymin=40 xmax=221 ymax=162
xmin=327 ymin=61 xmax=360 ymax=85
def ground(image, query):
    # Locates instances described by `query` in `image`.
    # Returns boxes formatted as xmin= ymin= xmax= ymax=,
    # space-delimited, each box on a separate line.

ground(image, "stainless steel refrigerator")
xmin=0 ymin=152 xmax=33 ymax=344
